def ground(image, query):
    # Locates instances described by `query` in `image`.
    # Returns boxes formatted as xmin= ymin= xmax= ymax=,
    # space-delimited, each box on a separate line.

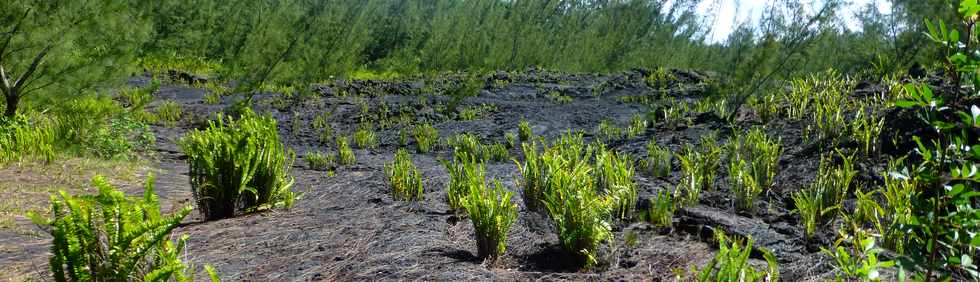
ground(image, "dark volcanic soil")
xmin=8 ymin=69 xmax=851 ymax=281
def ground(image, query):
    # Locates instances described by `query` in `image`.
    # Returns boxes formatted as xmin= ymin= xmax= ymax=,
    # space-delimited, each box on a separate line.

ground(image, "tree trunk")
xmin=4 ymin=91 xmax=18 ymax=118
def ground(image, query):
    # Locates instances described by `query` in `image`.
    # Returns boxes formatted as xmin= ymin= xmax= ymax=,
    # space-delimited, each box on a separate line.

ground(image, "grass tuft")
xmin=385 ymin=148 xmax=424 ymax=201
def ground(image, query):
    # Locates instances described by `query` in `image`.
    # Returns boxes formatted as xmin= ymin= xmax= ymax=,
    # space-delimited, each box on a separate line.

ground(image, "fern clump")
xmin=413 ymin=123 xmax=438 ymax=153
xmin=442 ymin=151 xmax=482 ymax=210
xmin=517 ymin=119 xmax=533 ymax=142
xmin=691 ymin=230 xmax=779 ymax=282
xmin=179 ymin=109 xmax=296 ymax=220
xmin=385 ymin=148 xmax=424 ymax=201
xmin=353 ymin=126 xmax=378 ymax=149
xmin=28 ymin=175 xmax=200 ymax=281
xmin=156 ymin=100 xmax=183 ymax=127
xmin=642 ymin=141 xmax=671 ymax=178
xmin=594 ymin=146 xmax=637 ymax=220
xmin=541 ymin=158 xmax=611 ymax=268
xmin=462 ymin=178 xmax=517 ymax=264
xmin=336 ymin=136 xmax=356 ymax=165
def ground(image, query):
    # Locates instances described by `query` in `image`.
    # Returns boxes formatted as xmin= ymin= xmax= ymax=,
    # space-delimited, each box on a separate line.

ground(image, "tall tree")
xmin=0 ymin=0 xmax=148 ymax=117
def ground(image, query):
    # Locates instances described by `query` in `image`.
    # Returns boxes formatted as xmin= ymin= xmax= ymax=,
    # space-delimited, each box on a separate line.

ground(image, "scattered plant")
xmin=642 ymin=141 xmax=672 ymax=178
xmin=518 ymin=119 xmax=532 ymax=142
xmin=689 ymin=230 xmax=779 ymax=282
xmin=643 ymin=189 xmax=675 ymax=228
xmin=594 ymin=146 xmax=637 ymax=220
xmin=306 ymin=151 xmax=335 ymax=171
xmin=336 ymin=136 xmax=356 ymax=165
xmin=626 ymin=113 xmax=647 ymax=138
xmin=385 ymin=148 xmax=424 ymax=201
xmin=353 ymin=126 xmax=378 ymax=149
xmin=597 ymin=119 xmax=621 ymax=141
xmin=156 ymin=100 xmax=183 ymax=127
xmin=442 ymin=151 xmax=482 ymax=210
xmin=462 ymin=179 xmax=517 ymax=263
xmin=413 ymin=123 xmax=438 ymax=153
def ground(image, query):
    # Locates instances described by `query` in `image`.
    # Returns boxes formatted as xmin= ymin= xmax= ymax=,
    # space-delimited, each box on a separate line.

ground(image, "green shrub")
xmin=336 ymin=136 xmax=356 ymax=165
xmin=597 ymin=119 xmax=621 ymax=140
xmin=413 ymin=123 xmax=438 ymax=153
xmin=27 ymin=175 xmax=197 ymax=281
xmin=0 ymin=115 xmax=56 ymax=164
xmin=319 ymin=124 xmax=335 ymax=145
xmin=442 ymin=151 xmax=482 ymax=210
xmin=156 ymin=100 xmax=183 ymax=127
xmin=516 ymin=141 xmax=546 ymax=212
xmin=541 ymin=157 xmax=611 ymax=268
xmin=179 ymin=110 xmax=296 ymax=220
xmin=398 ymin=127 xmax=409 ymax=147
xmin=727 ymin=158 xmax=761 ymax=213
xmin=690 ymin=230 xmax=779 ymax=282
xmin=643 ymin=189 xmax=674 ymax=228
xmin=743 ymin=128 xmax=782 ymax=190
xmin=505 ymin=132 xmax=517 ymax=149
xmin=481 ymin=142 xmax=510 ymax=162
xmin=203 ymin=90 xmax=221 ymax=105
xmin=306 ymin=151 xmax=335 ymax=171
xmin=793 ymin=152 xmax=854 ymax=239
xmin=463 ymin=179 xmax=518 ymax=263
xmin=449 ymin=133 xmax=481 ymax=157
xmin=626 ymin=113 xmax=647 ymax=138
xmin=594 ymin=146 xmax=637 ymax=220
xmin=84 ymin=117 xmax=156 ymax=159
xmin=385 ymin=148 xmax=424 ymax=201
xmin=353 ymin=126 xmax=378 ymax=149
xmin=643 ymin=141 xmax=672 ymax=178
xmin=518 ymin=119 xmax=532 ymax=142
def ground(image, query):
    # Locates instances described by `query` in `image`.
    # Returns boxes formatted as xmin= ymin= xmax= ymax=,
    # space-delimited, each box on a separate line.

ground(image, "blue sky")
xmin=697 ymin=0 xmax=893 ymax=42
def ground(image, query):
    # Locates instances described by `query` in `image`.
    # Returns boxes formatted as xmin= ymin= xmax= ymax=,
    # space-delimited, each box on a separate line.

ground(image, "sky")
xmin=698 ymin=0 xmax=893 ymax=42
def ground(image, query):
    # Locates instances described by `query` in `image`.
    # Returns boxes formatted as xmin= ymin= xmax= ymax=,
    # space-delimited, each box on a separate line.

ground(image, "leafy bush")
xmin=727 ymin=158 xmax=761 ymax=213
xmin=462 ymin=179 xmax=517 ymax=263
xmin=413 ymin=123 xmax=438 ymax=153
xmin=597 ymin=119 xmax=621 ymax=141
xmin=541 ymin=157 xmax=611 ymax=268
xmin=742 ymin=128 xmax=782 ymax=190
xmin=84 ymin=117 xmax=156 ymax=159
xmin=594 ymin=146 xmax=637 ymax=220
xmin=792 ymin=152 xmax=854 ymax=239
xmin=385 ymin=148 xmax=424 ymax=201
xmin=27 ymin=175 xmax=198 ymax=281
xmin=518 ymin=119 xmax=532 ymax=142
xmin=642 ymin=141 xmax=672 ymax=178
xmin=179 ymin=110 xmax=296 ymax=220
xmin=0 ymin=115 xmax=56 ymax=164
xmin=505 ymin=132 xmax=517 ymax=149
xmin=336 ymin=136 xmax=356 ymax=165
xmin=306 ymin=151 xmax=335 ymax=171
xmin=516 ymin=141 xmax=546 ymax=212
xmin=353 ymin=126 xmax=378 ymax=149
xmin=442 ymin=151 xmax=481 ymax=210
xmin=643 ymin=189 xmax=675 ymax=228
xmin=481 ymin=142 xmax=510 ymax=162
xmin=690 ymin=230 xmax=779 ymax=282
xmin=156 ymin=100 xmax=183 ymax=127
xmin=626 ymin=113 xmax=647 ymax=139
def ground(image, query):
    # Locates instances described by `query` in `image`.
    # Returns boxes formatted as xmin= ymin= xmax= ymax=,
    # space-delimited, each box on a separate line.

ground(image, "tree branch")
xmin=0 ymin=9 xmax=31 ymax=63
xmin=12 ymin=44 xmax=52 ymax=92
xmin=0 ymin=64 xmax=9 ymax=94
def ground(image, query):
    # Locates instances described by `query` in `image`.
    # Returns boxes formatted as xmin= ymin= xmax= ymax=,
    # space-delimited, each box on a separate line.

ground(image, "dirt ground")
xmin=2 ymin=69 xmax=862 ymax=281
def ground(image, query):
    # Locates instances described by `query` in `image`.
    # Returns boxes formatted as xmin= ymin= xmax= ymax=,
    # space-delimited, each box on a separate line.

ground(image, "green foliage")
xmin=179 ymin=109 xmax=296 ymax=220
xmin=0 ymin=114 xmax=56 ymax=164
xmin=642 ymin=189 xmax=675 ymax=228
xmin=676 ymin=137 xmax=722 ymax=206
xmin=727 ymin=158 xmax=761 ymax=213
xmin=594 ymin=146 xmax=637 ymax=220
xmin=0 ymin=1 xmax=149 ymax=117
xmin=413 ymin=123 xmax=438 ymax=154
xmin=541 ymin=154 xmax=611 ymax=268
xmin=690 ymin=230 xmax=779 ymax=282
xmin=353 ymin=126 xmax=378 ymax=149
xmin=642 ymin=141 xmax=672 ymax=178
xmin=385 ymin=148 xmax=424 ymax=201
xmin=462 ymin=178 xmax=517 ymax=263
xmin=597 ymin=119 xmax=621 ymax=141
xmin=547 ymin=91 xmax=572 ymax=104
xmin=793 ymin=152 xmax=855 ymax=240
xmin=27 ymin=175 xmax=198 ymax=282
xmin=518 ymin=119 xmax=532 ymax=142
xmin=504 ymin=132 xmax=518 ymax=149
xmin=306 ymin=151 xmax=334 ymax=171
xmin=156 ymin=101 xmax=183 ymax=127
xmin=448 ymin=133 xmax=509 ymax=163
xmin=626 ymin=113 xmax=647 ymax=139
xmin=442 ymin=151 xmax=482 ymax=211
xmin=824 ymin=221 xmax=895 ymax=281
xmin=336 ymin=136 xmax=356 ymax=165
xmin=644 ymin=67 xmax=675 ymax=90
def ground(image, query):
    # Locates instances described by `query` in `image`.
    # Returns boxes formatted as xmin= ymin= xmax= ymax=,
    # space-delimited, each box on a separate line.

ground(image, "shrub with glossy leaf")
xmin=691 ymin=230 xmax=779 ymax=282
xmin=462 ymin=179 xmax=517 ymax=263
xmin=27 ymin=175 xmax=197 ymax=282
xmin=179 ymin=110 xmax=296 ymax=220
xmin=385 ymin=148 xmax=424 ymax=201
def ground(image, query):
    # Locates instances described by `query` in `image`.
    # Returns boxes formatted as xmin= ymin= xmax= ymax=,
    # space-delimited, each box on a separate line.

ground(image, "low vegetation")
xmin=27 ymin=175 xmax=199 ymax=281
xmin=385 ymin=148 xmax=424 ymax=201
xmin=689 ymin=230 xmax=779 ymax=282
xmin=179 ymin=109 xmax=296 ymax=220
xmin=413 ymin=123 xmax=438 ymax=153
xmin=461 ymin=177 xmax=517 ymax=264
